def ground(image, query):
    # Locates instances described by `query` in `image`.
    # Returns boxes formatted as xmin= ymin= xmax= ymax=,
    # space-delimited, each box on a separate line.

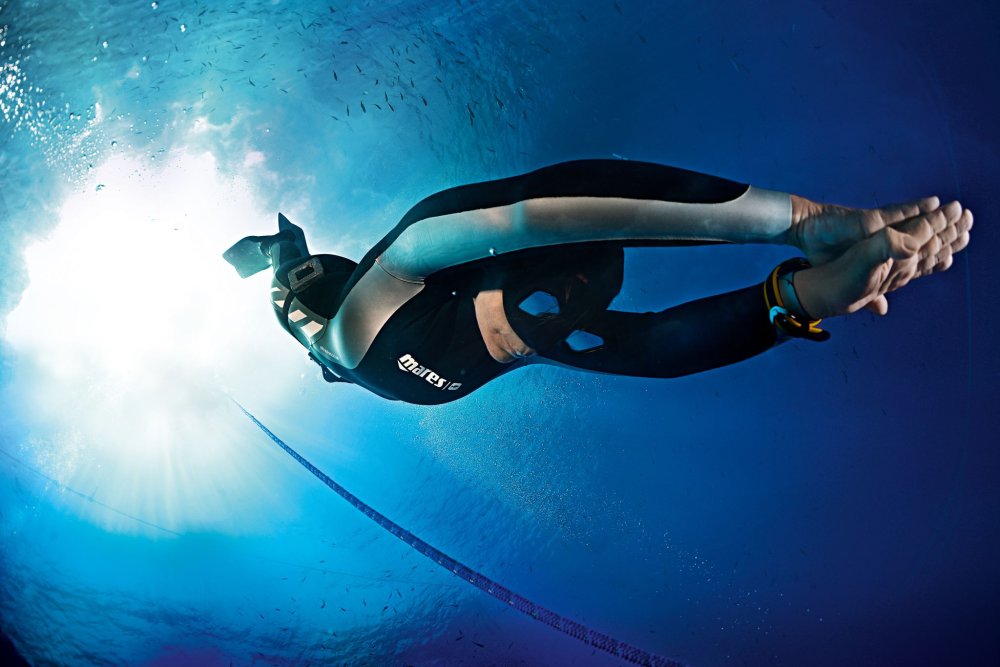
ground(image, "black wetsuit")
xmin=269 ymin=160 xmax=788 ymax=405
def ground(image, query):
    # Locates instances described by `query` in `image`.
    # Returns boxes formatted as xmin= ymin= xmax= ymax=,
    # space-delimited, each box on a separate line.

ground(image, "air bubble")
xmin=151 ymin=1 xmax=157 ymax=7
xmin=179 ymin=24 xmax=186 ymax=33
xmin=102 ymin=41 xmax=108 ymax=49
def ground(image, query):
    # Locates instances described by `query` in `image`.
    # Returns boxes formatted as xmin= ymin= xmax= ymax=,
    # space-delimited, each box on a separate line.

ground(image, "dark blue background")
xmin=0 ymin=1 xmax=997 ymax=665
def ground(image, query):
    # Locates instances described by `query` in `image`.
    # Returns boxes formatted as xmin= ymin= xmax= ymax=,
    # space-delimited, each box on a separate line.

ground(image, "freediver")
xmin=223 ymin=160 xmax=972 ymax=405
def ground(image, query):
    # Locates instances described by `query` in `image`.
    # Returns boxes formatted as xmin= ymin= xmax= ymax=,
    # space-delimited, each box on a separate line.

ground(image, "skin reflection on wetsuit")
xmin=261 ymin=160 xmax=792 ymax=405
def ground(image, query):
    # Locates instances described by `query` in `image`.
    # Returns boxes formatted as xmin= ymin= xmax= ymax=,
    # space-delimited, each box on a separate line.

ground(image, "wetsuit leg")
xmin=528 ymin=283 xmax=779 ymax=378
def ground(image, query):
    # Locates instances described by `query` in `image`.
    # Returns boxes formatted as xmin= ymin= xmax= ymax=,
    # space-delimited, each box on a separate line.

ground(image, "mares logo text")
xmin=397 ymin=354 xmax=463 ymax=391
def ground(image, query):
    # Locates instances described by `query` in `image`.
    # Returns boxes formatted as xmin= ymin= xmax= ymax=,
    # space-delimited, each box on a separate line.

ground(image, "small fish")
xmin=421 ymin=96 xmax=428 ymax=106
xmin=333 ymin=70 xmax=338 ymax=80
xmin=321 ymin=600 xmax=326 ymax=608
xmin=473 ymin=641 xmax=485 ymax=648
xmin=387 ymin=102 xmax=395 ymax=111
xmin=360 ymin=100 xmax=366 ymax=112
xmin=614 ymin=0 xmax=623 ymax=15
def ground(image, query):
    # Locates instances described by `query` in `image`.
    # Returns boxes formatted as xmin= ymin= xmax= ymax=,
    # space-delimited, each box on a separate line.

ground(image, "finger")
xmin=886 ymin=263 xmax=915 ymax=293
xmin=938 ymin=207 xmax=973 ymax=245
xmin=952 ymin=230 xmax=971 ymax=254
xmin=875 ymin=226 xmax=920 ymax=262
xmin=916 ymin=209 xmax=971 ymax=276
xmin=936 ymin=220 xmax=961 ymax=247
xmin=873 ymin=196 xmax=941 ymax=227
xmin=928 ymin=231 xmax=970 ymax=276
xmin=893 ymin=202 xmax=960 ymax=244
xmin=934 ymin=245 xmax=954 ymax=272
xmin=864 ymin=295 xmax=889 ymax=316
xmin=918 ymin=236 xmax=944 ymax=274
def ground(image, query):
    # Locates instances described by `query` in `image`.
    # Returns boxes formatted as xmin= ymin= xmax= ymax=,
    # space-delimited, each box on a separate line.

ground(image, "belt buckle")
xmin=288 ymin=257 xmax=324 ymax=291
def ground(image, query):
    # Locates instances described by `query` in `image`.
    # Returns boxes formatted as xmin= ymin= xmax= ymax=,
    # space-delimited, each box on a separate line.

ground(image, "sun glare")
xmin=3 ymin=145 xmax=307 ymax=534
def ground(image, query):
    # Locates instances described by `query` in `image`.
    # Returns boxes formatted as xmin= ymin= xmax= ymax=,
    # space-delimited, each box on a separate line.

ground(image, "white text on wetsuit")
xmin=397 ymin=354 xmax=462 ymax=391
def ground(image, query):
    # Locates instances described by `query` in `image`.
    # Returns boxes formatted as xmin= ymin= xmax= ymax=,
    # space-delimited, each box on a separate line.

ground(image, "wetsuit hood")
xmin=277 ymin=253 xmax=358 ymax=319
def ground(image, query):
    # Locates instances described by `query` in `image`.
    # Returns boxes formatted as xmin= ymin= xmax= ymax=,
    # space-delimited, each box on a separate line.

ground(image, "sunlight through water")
xmin=4 ymin=144 xmax=305 ymax=535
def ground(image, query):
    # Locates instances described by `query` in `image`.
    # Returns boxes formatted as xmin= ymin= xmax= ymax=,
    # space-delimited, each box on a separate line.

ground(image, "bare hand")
xmin=791 ymin=195 xmax=943 ymax=266
xmin=793 ymin=202 xmax=972 ymax=318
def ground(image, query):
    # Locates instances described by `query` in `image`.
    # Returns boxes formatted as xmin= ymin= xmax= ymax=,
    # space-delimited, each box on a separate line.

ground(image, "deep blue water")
xmin=1 ymin=1 xmax=997 ymax=666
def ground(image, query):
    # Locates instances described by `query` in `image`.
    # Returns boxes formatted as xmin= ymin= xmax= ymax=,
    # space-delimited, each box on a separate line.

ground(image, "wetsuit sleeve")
xmin=524 ymin=282 xmax=781 ymax=378
xmin=374 ymin=160 xmax=792 ymax=283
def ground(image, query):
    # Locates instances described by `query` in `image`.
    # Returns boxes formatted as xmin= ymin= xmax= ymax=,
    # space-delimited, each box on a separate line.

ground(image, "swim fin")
xmin=222 ymin=234 xmax=273 ymax=278
xmin=278 ymin=213 xmax=309 ymax=256
xmin=223 ymin=213 xmax=310 ymax=278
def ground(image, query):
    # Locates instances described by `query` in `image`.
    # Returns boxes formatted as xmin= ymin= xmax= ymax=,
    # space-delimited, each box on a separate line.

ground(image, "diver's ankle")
xmin=263 ymin=230 xmax=295 ymax=257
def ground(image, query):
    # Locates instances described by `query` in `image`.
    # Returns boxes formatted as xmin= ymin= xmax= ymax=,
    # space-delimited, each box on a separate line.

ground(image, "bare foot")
xmin=790 ymin=195 xmax=943 ymax=266
xmin=792 ymin=202 xmax=972 ymax=318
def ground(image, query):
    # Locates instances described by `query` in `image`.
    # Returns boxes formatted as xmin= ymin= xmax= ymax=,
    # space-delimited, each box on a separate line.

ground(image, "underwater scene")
xmin=1 ymin=0 xmax=997 ymax=665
